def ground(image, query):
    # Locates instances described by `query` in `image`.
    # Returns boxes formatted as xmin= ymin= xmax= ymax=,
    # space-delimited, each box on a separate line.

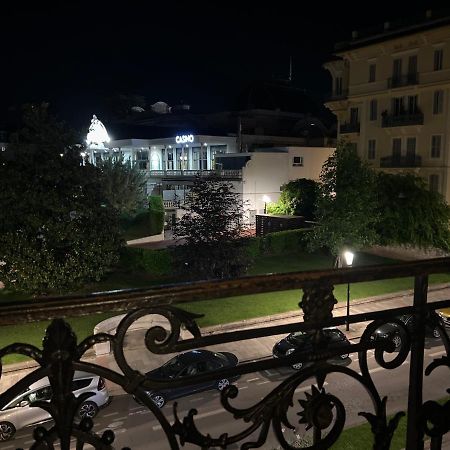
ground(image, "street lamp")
xmin=343 ymin=250 xmax=354 ymax=331
xmin=262 ymin=195 xmax=271 ymax=214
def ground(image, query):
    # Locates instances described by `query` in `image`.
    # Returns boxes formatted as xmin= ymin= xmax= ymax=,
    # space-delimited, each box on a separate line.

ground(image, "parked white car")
xmin=0 ymin=371 xmax=110 ymax=441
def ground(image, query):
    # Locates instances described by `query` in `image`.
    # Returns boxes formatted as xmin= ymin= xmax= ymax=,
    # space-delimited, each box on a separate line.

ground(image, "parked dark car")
xmin=372 ymin=314 xmax=442 ymax=349
xmin=139 ymin=349 xmax=239 ymax=408
xmin=272 ymin=327 xmax=351 ymax=370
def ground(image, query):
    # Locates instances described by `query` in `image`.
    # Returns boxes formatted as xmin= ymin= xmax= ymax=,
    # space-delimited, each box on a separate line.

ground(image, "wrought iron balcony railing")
xmin=149 ymin=169 xmax=243 ymax=179
xmin=1 ymin=258 xmax=450 ymax=449
xmin=380 ymin=154 xmax=422 ymax=168
xmin=381 ymin=111 xmax=424 ymax=127
xmin=163 ymin=199 xmax=184 ymax=208
xmin=388 ymin=72 xmax=419 ymax=88
xmin=339 ymin=122 xmax=360 ymax=134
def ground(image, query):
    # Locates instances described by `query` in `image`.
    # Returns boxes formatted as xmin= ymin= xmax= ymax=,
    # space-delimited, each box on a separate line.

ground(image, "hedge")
xmin=120 ymin=247 xmax=172 ymax=277
xmin=148 ymin=195 xmax=164 ymax=235
xmin=120 ymin=228 xmax=311 ymax=277
xmin=251 ymin=228 xmax=311 ymax=256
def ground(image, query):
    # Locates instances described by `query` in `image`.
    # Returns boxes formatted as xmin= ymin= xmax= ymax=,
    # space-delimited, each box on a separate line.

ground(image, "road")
xmin=7 ymin=334 xmax=450 ymax=450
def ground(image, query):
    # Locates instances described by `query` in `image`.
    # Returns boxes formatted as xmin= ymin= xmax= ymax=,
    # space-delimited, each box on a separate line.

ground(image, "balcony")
xmin=388 ymin=72 xmax=419 ymax=89
xmin=1 ymin=258 xmax=450 ymax=448
xmin=328 ymin=89 xmax=349 ymax=101
xmin=381 ymin=111 xmax=424 ymax=128
xmin=339 ymin=122 xmax=360 ymax=134
xmin=380 ymin=154 xmax=422 ymax=168
xmin=149 ymin=169 xmax=242 ymax=180
xmin=163 ymin=199 xmax=184 ymax=208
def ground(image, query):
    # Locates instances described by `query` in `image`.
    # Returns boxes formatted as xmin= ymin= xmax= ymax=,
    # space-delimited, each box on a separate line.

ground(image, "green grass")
xmin=1 ymin=251 xmax=449 ymax=364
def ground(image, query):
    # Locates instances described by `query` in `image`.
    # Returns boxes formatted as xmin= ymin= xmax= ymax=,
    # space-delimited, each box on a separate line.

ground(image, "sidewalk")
xmin=2 ymin=283 xmax=449 ymax=397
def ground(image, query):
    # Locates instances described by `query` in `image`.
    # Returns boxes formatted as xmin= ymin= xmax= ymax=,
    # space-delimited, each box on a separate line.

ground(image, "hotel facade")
xmin=324 ymin=10 xmax=450 ymax=201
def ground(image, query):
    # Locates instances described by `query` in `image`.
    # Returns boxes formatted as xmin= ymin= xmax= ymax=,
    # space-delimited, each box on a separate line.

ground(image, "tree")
xmin=376 ymin=172 xmax=450 ymax=251
xmin=172 ymin=175 xmax=249 ymax=280
xmin=308 ymin=141 xmax=379 ymax=261
xmin=97 ymin=155 xmax=147 ymax=215
xmin=0 ymin=104 xmax=123 ymax=293
xmin=267 ymin=178 xmax=318 ymax=220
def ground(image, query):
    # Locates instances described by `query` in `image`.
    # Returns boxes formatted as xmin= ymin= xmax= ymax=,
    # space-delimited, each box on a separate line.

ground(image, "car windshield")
xmin=288 ymin=331 xmax=309 ymax=342
xmin=161 ymin=357 xmax=185 ymax=377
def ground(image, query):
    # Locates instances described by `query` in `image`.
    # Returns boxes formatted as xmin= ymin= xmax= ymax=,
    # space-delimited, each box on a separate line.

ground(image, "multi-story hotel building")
xmin=324 ymin=10 xmax=450 ymax=201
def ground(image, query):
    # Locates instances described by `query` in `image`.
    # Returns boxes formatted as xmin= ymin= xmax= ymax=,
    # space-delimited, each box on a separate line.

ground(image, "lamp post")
xmin=262 ymin=195 xmax=271 ymax=214
xmin=343 ymin=250 xmax=354 ymax=331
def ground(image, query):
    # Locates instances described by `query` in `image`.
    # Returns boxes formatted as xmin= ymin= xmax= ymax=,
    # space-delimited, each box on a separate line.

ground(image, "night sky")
xmin=2 ymin=0 xmax=444 ymax=129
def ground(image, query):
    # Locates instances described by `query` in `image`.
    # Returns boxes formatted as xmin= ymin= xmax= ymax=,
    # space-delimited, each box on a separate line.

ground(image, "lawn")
xmin=1 ymin=251 xmax=449 ymax=364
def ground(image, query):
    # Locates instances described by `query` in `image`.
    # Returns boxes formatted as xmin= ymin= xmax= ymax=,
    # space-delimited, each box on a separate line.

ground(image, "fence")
xmin=1 ymin=258 xmax=450 ymax=449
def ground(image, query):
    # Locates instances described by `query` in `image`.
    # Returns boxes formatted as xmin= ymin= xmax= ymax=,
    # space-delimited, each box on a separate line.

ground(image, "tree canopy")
xmin=308 ymin=141 xmax=379 ymax=259
xmin=376 ymin=172 xmax=450 ymax=251
xmin=0 ymin=104 xmax=123 ymax=293
xmin=97 ymin=154 xmax=147 ymax=215
xmin=172 ymin=175 xmax=250 ymax=280
xmin=267 ymin=178 xmax=318 ymax=220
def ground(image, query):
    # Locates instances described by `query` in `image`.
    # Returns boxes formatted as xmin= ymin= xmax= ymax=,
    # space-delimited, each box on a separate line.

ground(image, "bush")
xmin=148 ymin=195 xmax=164 ymax=235
xmin=244 ymin=229 xmax=311 ymax=258
xmin=120 ymin=247 xmax=172 ymax=277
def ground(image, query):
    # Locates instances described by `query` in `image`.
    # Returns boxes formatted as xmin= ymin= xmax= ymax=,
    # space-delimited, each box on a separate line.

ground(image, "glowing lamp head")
xmin=343 ymin=251 xmax=354 ymax=267
xmin=262 ymin=195 xmax=271 ymax=204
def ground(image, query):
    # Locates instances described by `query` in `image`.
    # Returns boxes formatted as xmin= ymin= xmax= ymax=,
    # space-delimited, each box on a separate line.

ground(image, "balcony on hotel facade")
xmin=328 ymin=89 xmax=349 ymax=101
xmin=387 ymin=72 xmax=419 ymax=89
xmin=1 ymin=258 xmax=450 ymax=449
xmin=380 ymin=154 xmax=422 ymax=168
xmin=381 ymin=111 xmax=424 ymax=128
xmin=149 ymin=169 xmax=242 ymax=180
xmin=339 ymin=121 xmax=360 ymax=134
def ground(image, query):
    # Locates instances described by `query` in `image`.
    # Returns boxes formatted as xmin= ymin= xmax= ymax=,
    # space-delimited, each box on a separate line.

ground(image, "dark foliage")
xmin=376 ymin=172 xmax=450 ymax=251
xmin=0 ymin=104 xmax=123 ymax=293
xmin=172 ymin=175 xmax=250 ymax=280
xmin=267 ymin=178 xmax=319 ymax=220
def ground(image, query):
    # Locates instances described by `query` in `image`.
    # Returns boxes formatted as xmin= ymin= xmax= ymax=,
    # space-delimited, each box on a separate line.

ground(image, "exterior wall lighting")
xmin=262 ymin=195 xmax=271 ymax=214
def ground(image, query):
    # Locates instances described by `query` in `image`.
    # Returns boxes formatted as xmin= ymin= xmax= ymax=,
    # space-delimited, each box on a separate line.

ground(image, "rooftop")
xmin=335 ymin=8 xmax=450 ymax=52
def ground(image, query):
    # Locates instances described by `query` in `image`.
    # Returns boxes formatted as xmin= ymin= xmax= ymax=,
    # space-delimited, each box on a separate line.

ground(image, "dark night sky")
xmin=2 ymin=0 xmax=446 ymax=129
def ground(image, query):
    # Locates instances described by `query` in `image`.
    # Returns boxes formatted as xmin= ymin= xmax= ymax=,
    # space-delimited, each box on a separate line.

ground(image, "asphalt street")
xmin=7 ymin=334 xmax=450 ymax=450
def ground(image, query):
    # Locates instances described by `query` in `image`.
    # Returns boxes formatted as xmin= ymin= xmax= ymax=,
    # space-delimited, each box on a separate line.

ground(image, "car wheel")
xmin=392 ymin=334 xmax=402 ymax=349
xmin=292 ymin=362 xmax=303 ymax=370
xmin=151 ymin=394 xmax=166 ymax=408
xmin=433 ymin=328 xmax=440 ymax=338
xmin=0 ymin=422 xmax=16 ymax=441
xmin=78 ymin=401 xmax=99 ymax=419
xmin=340 ymin=353 xmax=349 ymax=360
xmin=217 ymin=379 xmax=230 ymax=391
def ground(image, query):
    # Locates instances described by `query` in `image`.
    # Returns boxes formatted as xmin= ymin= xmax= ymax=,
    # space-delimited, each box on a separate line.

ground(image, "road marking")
xmin=257 ymin=380 xmax=270 ymax=385
xmin=239 ymin=385 xmax=249 ymax=390
xmin=247 ymin=377 xmax=260 ymax=382
xmin=429 ymin=350 xmax=446 ymax=357
xmin=294 ymin=382 xmax=329 ymax=394
xmin=189 ymin=397 xmax=204 ymax=402
xmin=103 ymin=412 xmax=119 ymax=417
xmin=152 ymin=408 xmax=225 ymax=431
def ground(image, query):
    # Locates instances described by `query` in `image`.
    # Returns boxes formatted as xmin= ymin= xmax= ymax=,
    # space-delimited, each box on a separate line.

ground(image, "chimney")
xmin=384 ymin=21 xmax=390 ymax=30
xmin=426 ymin=10 xmax=432 ymax=19
xmin=351 ymin=30 xmax=358 ymax=39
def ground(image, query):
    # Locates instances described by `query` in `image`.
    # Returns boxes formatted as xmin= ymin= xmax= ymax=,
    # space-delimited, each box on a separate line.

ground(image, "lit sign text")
xmin=175 ymin=134 xmax=194 ymax=144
